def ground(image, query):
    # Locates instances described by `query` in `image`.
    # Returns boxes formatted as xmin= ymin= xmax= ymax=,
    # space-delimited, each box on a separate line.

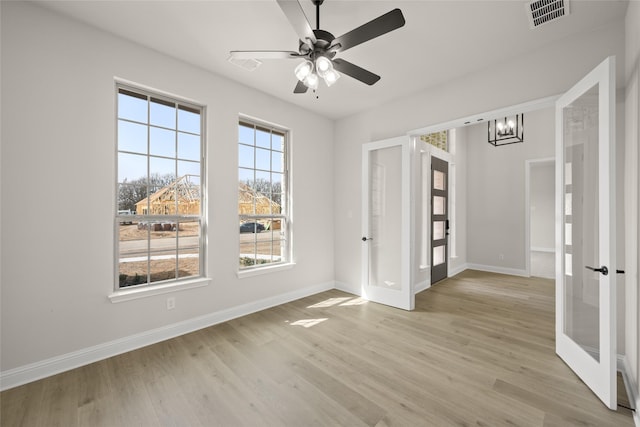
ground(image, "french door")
xmin=555 ymin=56 xmax=617 ymax=409
xmin=361 ymin=136 xmax=413 ymax=311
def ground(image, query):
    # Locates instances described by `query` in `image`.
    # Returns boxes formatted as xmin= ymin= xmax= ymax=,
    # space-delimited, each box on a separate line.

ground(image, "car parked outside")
xmin=119 ymin=209 xmax=133 ymax=225
xmin=240 ymin=222 xmax=265 ymax=233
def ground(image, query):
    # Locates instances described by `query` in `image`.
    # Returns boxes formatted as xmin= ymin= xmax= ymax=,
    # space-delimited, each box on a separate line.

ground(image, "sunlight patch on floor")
xmin=307 ymin=297 xmax=352 ymax=308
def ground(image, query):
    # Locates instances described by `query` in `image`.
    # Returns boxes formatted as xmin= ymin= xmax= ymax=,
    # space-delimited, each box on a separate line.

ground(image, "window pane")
xmin=433 ymin=221 xmax=445 ymax=240
xmin=433 ymin=245 xmax=445 ymax=266
xmin=178 ymin=108 xmax=200 ymax=134
xmin=433 ymin=170 xmax=446 ymax=191
xmin=150 ymin=127 xmax=176 ymax=158
xmin=239 ymin=144 xmax=254 ymax=169
xmin=433 ymin=196 xmax=446 ymax=215
xmin=178 ymin=160 xmax=200 ymax=181
xmin=118 ymin=152 xmax=147 ymax=184
xmin=272 ymin=133 xmax=285 ymax=152
xmin=149 ymin=223 xmax=177 ymax=283
xmin=118 ymin=224 xmax=149 ymax=288
xmin=239 ymin=124 xmax=254 ymax=145
xmin=272 ymin=150 xmax=283 ymax=172
xmin=119 ymin=183 xmax=148 ymax=212
xmin=150 ymin=98 xmax=176 ymax=129
xmin=150 ymin=156 xmax=175 ymax=179
xmin=256 ymin=128 xmax=270 ymax=148
xmin=118 ymin=91 xmax=147 ymax=123
xmin=178 ymin=132 xmax=200 ymax=161
xmin=255 ymin=147 xmax=271 ymax=171
xmin=255 ymin=170 xmax=270 ymax=195
xmin=239 ymin=168 xmax=254 ymax=187
xmin=272 ymin=172 xmax=283 ymax=194
xmin=118 ymin=120 xmax=147 ymax=154
xmin=177 ymin=220 xmax=200 ymax=279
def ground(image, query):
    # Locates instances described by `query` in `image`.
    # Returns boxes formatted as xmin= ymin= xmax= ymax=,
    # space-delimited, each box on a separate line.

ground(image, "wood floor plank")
xmin=1 ymin=271 xmax=634 ymax=426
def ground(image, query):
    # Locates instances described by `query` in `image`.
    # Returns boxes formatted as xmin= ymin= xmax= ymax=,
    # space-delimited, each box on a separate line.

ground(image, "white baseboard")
xmin=466 ymin=263 xmax=529 ymax=277
xmin=620 ymin=355 xmax=640 ymax=425
xmin=0 ymin=281 xmax=335 ymax=391
xmin=414 ymin=280 xmax=430 ymax=294
xmin=334 ymin=281 xmax=360 ymax=295
xmin=448 ymin=263 xmax=469 ymax=278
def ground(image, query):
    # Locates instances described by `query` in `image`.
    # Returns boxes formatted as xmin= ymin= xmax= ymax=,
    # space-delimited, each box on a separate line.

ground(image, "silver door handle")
xmin=362 ymin=237 xmax=373 ymax=242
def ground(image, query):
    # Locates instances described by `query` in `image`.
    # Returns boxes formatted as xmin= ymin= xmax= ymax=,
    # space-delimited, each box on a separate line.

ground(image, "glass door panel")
xmin=369 ymin=146 xmax=402 ymax=290
xmin=555 ymin=56 xmax=616 ymax=410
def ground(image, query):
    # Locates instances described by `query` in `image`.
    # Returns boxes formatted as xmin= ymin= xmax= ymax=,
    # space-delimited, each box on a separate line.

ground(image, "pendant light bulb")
xmin=294 ymin=60 xmax=313 ymax=82
xmin=315 ymin=56 xmax=333 ymax=78
xmin=304 ymin=72 xmax=319 ymax=90
xmin=323 ymin=69 xmax=341 ymax=87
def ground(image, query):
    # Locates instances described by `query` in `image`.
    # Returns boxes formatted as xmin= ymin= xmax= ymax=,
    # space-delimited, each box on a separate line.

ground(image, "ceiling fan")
xmin=229 ymin=0 xmax=406 ymax=93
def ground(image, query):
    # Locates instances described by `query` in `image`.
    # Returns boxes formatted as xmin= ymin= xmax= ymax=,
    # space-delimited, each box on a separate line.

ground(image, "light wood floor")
xmin=1 ymin=270 xmax=634 ymax=426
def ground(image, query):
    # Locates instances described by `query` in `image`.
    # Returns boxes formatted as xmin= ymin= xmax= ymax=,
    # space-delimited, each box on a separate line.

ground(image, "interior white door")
xmin=362 ymin=136 xmax=413 ymax=310
xmin=555 ymin=56 xmax=617 ymax=409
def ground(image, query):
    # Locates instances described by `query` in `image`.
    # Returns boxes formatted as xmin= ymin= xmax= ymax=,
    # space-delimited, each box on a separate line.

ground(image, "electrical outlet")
xmin=499 ymin=253 xmax=505 ymax=260
xmin=166 ymin=297 xmax=175 ymax=310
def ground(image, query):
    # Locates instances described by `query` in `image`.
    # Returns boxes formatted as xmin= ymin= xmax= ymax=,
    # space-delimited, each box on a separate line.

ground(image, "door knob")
xmin=362 ymin=237 xmax=372 ymax=241
xmin=585 ymin=265 xmax=609 ymax=276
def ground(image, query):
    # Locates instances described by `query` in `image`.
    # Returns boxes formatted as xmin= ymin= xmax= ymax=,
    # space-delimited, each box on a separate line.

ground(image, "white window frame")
xmin=237 ymin=117 xmax=291 ymax=274
xmin=114 ymin=83 xmax=206 ymax=294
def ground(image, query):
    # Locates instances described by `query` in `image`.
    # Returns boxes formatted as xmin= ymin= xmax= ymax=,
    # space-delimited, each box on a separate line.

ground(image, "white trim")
xmin=109 ymin=277 xmax=211 ymax=303
xmin=407 ymin=95 xmax=560 ymax=137
xmin=236 ymin=262 xmax=295 ymax=278
xmin=620 ymin=355 xmax=640 ymax=425
xmin=414 ymin=280 xmax=430 ymax=294
xmin=334 ymin=281 xmax=359 ymax=295
xmin=1 ymin=280 xmax=334 ymax=391
xmin=531 ymin=246 xmax=555 ymax=253
xmin=466 ymin=263 xmax=529 ymax=277
xmin=448 ymin=263 xmax=469 ymax=278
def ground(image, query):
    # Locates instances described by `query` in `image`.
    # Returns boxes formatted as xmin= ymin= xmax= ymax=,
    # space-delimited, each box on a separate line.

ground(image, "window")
xmin=238 ymin=119 xmax=290 ymax=269
xmin=116 ymin=85 xmax=204 ymax=289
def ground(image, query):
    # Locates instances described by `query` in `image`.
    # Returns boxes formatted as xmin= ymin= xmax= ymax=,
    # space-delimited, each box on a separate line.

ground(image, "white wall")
xmin=624 ymin=0 xmax=640 ymax=412
xmin=0 ymin=2 xmax=334 ymax=375
xmin=466 ymin=108 xmax=554 ymax=273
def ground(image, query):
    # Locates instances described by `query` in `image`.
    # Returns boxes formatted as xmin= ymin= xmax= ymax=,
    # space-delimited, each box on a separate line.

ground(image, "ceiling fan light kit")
xmin=229 ymin=0 xmax=405 ymax=94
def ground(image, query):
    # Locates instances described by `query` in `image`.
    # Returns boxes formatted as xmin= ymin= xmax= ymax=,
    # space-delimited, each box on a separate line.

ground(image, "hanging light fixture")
xmin=488 ymin=113 xmax=524 ymax=146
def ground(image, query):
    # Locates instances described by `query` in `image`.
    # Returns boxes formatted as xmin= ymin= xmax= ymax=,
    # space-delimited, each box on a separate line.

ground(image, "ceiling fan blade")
xmin=294 ymin=80 xmax=308 ymax=94
xmin=331 ymin=9 xmax=405 ymax=53
xmin=229 ymin=50 xmax=300 ymax=60
xmin=276 ymin=0 xmax=317 ymax=44
xmin=332 ymin=59 xmax=380 ymax=86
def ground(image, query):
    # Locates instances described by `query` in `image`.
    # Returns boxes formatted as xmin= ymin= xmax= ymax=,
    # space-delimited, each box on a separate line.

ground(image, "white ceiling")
xmin=34 ymin=0 xmax=628 ymax=120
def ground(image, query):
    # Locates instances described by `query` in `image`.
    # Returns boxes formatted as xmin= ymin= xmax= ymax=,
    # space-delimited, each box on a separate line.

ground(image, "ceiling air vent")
xmin=526 ymin=0 xmax=570 ymax=29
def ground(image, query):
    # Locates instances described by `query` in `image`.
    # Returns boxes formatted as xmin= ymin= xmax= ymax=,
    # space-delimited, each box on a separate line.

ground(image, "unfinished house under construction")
xmin=135 ymin=175 xmax=200 ymax=216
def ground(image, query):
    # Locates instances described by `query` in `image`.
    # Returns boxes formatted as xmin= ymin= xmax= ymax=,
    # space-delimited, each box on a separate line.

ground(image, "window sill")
xmin=237 ymin=262 xmax=295 ymax=279
xmin=109 ymin=277 xmax=212 ymax=303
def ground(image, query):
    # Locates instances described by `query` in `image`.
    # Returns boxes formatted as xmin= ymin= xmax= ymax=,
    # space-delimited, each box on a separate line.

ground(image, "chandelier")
xmin=488 ymin=114 xmax=524 ymax=146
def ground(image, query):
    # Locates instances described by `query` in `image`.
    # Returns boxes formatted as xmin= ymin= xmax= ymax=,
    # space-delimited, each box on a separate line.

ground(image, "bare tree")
xmin=242 ymin=178 xmax=282 ymax=206
xmin=118 ymin=173 xmax=175 ymax=212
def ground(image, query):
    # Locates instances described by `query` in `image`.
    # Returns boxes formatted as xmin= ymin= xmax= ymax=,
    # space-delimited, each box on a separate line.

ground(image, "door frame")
xmin=361 ymin=136 xmax=414 ymax=310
